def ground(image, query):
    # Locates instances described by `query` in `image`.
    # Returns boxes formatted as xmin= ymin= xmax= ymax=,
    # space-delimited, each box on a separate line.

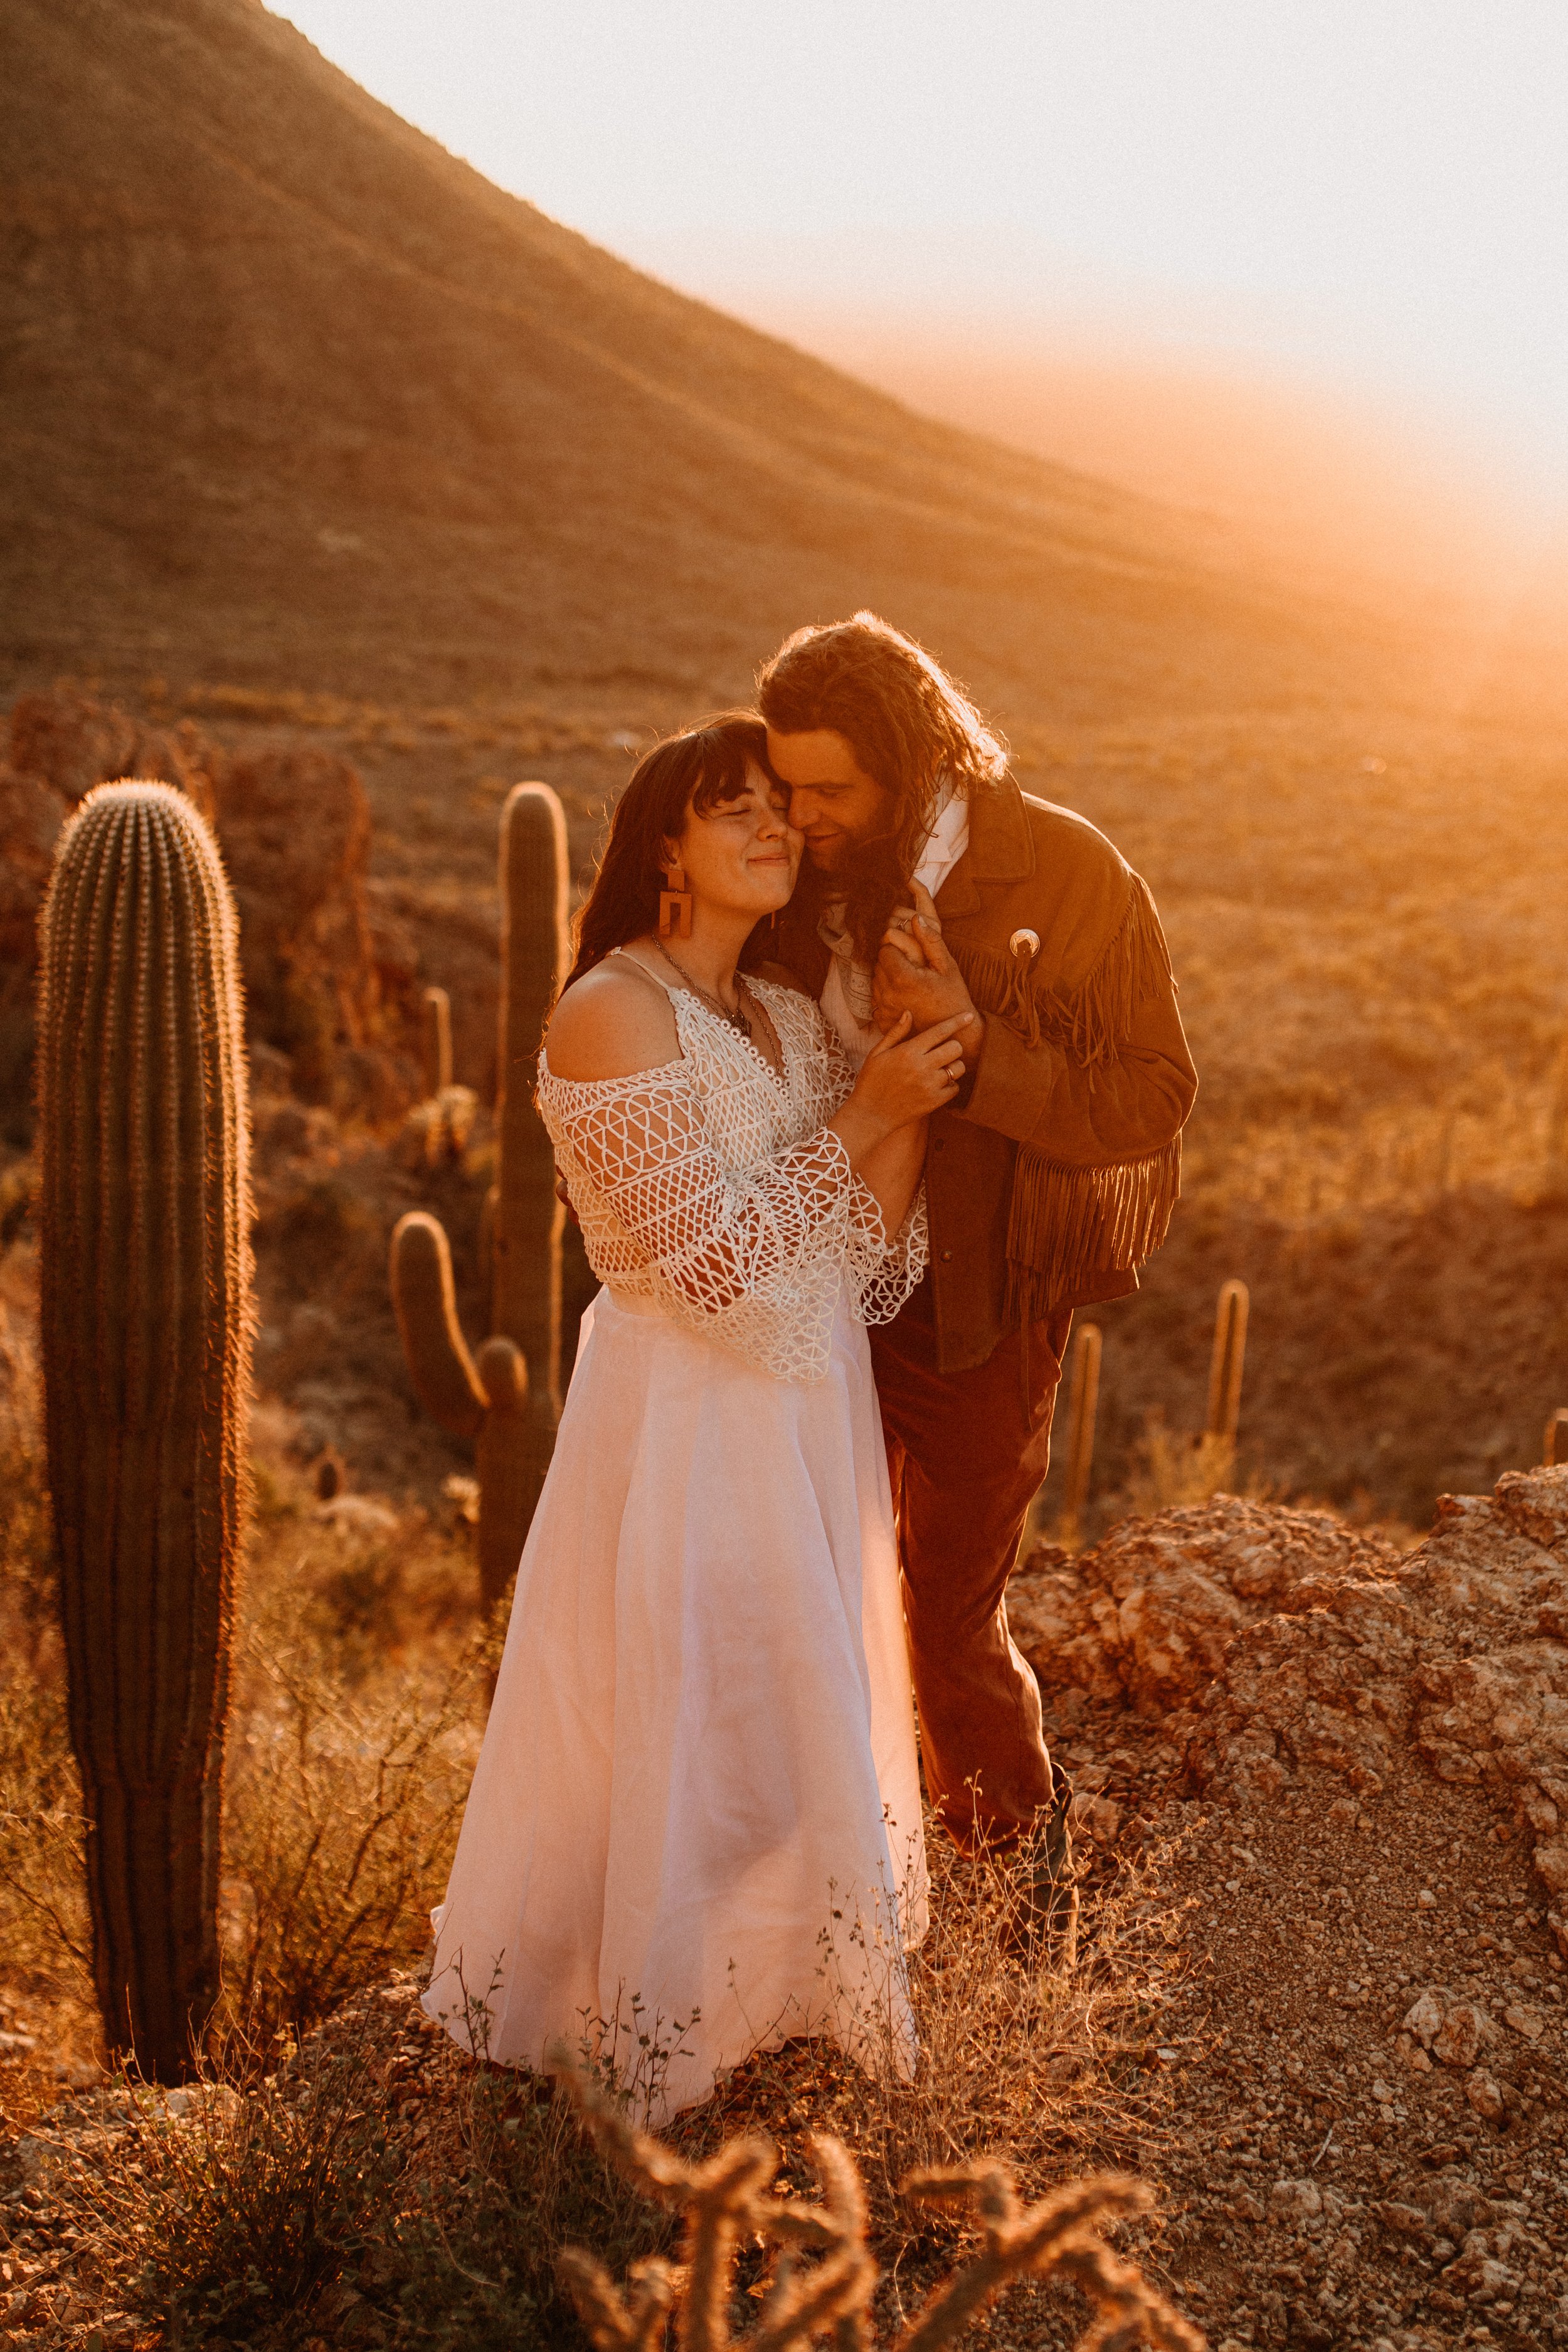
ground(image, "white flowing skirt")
xmin=421 ymin=1281 xmax=928 ymax=2121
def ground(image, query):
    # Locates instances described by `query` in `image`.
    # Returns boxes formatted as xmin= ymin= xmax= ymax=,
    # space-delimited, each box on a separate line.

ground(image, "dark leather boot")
xmin=1012 ymin=1765 xmax=1078 ymax=1966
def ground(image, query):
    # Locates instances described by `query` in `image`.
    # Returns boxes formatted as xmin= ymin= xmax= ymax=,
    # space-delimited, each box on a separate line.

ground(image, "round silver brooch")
xmin=1009 ymin=928 xmax=1041 ymax=960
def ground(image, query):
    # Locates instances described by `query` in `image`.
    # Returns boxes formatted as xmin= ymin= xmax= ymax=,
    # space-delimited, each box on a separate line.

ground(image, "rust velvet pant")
xmin=869 ymin=1301 xmax=1073 ymax=1850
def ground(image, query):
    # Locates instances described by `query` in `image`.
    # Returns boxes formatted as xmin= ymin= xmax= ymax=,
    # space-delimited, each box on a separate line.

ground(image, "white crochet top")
xmin=537 ymin=967 xmax=928 ymax=1385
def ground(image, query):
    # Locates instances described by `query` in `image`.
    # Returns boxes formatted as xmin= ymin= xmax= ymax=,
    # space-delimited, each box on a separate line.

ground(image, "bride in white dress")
xmin=422 ymin=715 xmax=973 ymax=2119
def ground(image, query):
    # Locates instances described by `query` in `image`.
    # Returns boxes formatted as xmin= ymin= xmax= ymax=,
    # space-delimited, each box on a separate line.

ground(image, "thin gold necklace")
xmin=651 ymin=940 xmax=751 ymax=1038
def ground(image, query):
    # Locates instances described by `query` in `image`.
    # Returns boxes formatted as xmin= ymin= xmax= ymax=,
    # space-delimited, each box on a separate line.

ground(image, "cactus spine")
xmin=391 ymin=783 xmax=568 ymax=1613
xmin=37 ymin=781 xmax=252 ymax=2082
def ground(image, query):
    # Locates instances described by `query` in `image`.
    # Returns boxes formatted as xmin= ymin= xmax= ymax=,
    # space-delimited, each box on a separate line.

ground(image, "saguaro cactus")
xmin=1205 ymin=1278 xmax=1249 ymax=1448
xmin=36 ymin=781 xmax=252 ymax=2080
xmin=1058 ymin=1322 xmax=1102 ymax=1547
xmin=421 ymin=985 xmax=453 ymax=1098
xmin=391 ymin=783 xmax=568 ymax=1611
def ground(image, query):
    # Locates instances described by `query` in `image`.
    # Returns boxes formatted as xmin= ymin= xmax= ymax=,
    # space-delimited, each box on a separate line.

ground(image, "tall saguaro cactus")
xmin=391 ymin=783 xmax=568 ymax=1612
xmin=36 ymin=781 xmax=252 ymax=2081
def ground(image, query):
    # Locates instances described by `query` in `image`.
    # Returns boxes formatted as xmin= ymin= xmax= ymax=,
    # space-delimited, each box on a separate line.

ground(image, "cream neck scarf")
xmin=818 ymin=781 xmax=970 ymax=1066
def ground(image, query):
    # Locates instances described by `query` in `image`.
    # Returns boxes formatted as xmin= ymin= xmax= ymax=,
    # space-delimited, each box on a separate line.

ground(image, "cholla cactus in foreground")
xmin=550 ymin=2057 xmax=1205 ymax=2352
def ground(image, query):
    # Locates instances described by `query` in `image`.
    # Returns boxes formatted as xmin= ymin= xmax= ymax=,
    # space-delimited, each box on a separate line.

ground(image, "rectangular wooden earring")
xmin=659 ymin=862 xmax=693 ymax=939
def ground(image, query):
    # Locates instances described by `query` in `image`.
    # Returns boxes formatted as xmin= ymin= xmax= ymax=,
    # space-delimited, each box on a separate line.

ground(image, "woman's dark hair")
xmin=563 ymin=714 xmax=775 ymax=990
xmin=756 ymin=611 xmax=1007 ymax=959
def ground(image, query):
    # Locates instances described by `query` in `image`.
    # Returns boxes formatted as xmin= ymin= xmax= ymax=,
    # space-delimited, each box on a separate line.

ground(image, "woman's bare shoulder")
xmin=544 ymin=955 xmax=681 ymax=1083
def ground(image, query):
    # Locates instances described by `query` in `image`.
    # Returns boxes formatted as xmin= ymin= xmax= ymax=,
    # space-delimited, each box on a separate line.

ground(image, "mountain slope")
xmin=4 ymin=0 xmax=1398 ymax=716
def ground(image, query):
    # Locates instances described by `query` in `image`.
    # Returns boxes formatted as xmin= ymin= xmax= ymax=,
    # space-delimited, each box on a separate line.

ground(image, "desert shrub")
xmin=1114 ymin=1419 xmax=1252 ymax=1522
xmin=221 ymin=1624 xmax=481 ymax=2042
xmin=211 ymin=1465 xmax=486 ymax=2040
xmin=0 ymin=1571 xmax=90 ymax=2006
xmin=0 ymin=1298 xmax=93 ymax=2010
xmin=0 ymin=1382 xmax=485 ymax=2054
xmin=683 ymin=1827 xmax=1179 ymax=2266
xmin=68 ymin=2013 xmax=405 ymax=2343
xmin=388 ymin=2042 xmax=676 ymax=2349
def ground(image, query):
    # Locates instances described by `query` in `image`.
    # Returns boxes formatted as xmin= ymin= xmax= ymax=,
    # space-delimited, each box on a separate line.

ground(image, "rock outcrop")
xmin=0 ymin=689 xmax=408 ymax=1120
xmin=1010 ymin=1473 xmax=1568 ymax=1956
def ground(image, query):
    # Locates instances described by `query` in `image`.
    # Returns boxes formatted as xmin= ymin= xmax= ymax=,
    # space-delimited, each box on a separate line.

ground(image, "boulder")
xmin=1009 ymin=1495 xmax=1404 ymax=1720
xmin=208 ymin=746 xmax=383 ymax=1103
xmin=1010 ymin=1475 xmax=1568 ymax=1938
xmin=0 ymin=689 xmax=410 ymax=1121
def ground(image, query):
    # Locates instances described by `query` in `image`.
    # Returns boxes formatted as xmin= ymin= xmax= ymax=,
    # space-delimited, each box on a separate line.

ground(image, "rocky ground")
xmin=1009 ymin=1471 xmax=1568 ymax=2349
xmin=3 ymin=1476 xmax=1566 ymax=2349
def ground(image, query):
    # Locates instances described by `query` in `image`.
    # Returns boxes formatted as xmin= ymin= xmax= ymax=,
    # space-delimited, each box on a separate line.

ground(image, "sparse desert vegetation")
xmin=3 ymin=671 xmax=1567 ymax=2349
xmin=5 ymin=7 xmax=1568 ymax=2348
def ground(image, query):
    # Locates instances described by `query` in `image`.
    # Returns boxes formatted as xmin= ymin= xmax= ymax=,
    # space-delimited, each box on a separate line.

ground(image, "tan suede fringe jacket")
xmin=761 ymin=777 xmax=1198 ymax=1374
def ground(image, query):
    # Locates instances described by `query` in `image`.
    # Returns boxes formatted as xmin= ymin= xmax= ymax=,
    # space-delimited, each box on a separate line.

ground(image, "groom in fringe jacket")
xmin=754 ymin=613 xmax=1197 ymax=1917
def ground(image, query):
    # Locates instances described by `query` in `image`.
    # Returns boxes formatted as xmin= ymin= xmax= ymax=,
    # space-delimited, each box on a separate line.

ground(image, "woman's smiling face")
xmin=666 ymin=761 xmax=802 ymax=918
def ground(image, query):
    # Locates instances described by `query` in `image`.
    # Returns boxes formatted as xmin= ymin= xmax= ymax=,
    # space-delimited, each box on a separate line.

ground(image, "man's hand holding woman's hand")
xmin=872 ymin=882 xmax=984 ymax=1060
xmin=830 ymin=1007 xmax=970 ymax=1166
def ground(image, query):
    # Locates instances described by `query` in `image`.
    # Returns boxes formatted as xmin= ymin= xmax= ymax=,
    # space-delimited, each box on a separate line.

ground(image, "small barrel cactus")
xmin=391 ymin=783 xmax=567 ymax=1611
xmin=37 ymin=781 xmax=252 ymax=2080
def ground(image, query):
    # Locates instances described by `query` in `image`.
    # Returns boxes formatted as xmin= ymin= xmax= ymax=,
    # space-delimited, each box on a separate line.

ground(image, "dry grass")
xmin=1 ymin=1292 xmax=1189 ymax=2347
xmin=60 ymin=2021 xmax=406 ymax=2342
xmin=18 ymin=1834 xmax=1188 ymax=2352
xmin=174 ymin=682 xmax=617 ymax=761
xmin=0 ymin=1275 xmax=488 ymax=2057
xmin=551 ymin=2057 xmax=1201 ymax=2352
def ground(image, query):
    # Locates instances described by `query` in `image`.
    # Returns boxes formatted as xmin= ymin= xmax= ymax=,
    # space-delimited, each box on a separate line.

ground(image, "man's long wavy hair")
xmin=756 ymin=611 xmax=1008 ymax=958
xmin=562 ymin=714 xmax=776 ymax=992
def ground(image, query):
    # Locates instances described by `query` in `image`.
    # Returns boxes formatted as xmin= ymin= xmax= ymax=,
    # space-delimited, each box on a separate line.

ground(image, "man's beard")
xmin=803 ymin=829 xmax=908 ymax=965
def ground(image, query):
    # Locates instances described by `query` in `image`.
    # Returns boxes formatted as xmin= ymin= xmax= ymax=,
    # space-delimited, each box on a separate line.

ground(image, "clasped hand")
xmin=871 ymin=882 xmax=983 ymax=1055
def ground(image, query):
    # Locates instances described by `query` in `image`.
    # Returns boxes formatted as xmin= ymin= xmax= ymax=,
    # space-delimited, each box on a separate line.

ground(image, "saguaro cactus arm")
xmin=389 ymin=1210 xmax=486 ymax=1440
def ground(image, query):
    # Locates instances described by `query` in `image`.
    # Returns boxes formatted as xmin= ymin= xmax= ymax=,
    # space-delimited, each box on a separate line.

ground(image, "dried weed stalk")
xmin=553 ymin=2057 xmax=1204 ymax=2352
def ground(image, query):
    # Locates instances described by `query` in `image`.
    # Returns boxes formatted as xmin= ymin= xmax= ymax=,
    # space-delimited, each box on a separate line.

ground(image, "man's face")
xmin=765 ymin=728 xmax=896 ymax=874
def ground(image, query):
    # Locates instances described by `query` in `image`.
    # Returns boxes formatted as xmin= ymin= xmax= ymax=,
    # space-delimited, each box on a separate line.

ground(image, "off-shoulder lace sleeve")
xmin=542 ymin=1059 xmax=876 ymax=1383
xmin=756 ymin=981 xmax=930 ymax=1327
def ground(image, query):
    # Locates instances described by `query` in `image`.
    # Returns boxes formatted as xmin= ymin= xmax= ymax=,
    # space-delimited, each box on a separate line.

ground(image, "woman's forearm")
xmin=854 ymin=1119 xmax=928 ymax=1235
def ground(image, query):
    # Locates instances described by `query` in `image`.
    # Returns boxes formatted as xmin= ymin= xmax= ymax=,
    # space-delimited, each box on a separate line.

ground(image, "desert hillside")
xmin=4 ymin=0 xmax=1422 ymax=720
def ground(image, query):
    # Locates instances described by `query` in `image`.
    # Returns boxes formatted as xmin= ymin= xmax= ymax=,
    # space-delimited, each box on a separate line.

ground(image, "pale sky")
xmin=272 ymin=1 xmax=1568 ymax=518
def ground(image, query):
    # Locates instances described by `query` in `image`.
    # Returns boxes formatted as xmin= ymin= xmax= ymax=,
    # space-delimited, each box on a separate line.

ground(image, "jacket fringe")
xmin=951 ymin=873 xmax=1172 ymax=1068
xmin=1002 ymin=1138 xmax=1184 ymax=1326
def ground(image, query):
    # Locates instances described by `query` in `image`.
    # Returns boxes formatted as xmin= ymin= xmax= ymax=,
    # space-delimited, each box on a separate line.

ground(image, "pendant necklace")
xmin=652 ymin=940 xmax=752 ymax=1040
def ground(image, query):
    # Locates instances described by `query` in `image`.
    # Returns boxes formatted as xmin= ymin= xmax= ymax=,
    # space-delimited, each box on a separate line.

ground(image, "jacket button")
xmin=940 ymin=1249 xmax=953 ymax=1263
xmin=932 ymin=1136 xmax=945 ymax=1151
